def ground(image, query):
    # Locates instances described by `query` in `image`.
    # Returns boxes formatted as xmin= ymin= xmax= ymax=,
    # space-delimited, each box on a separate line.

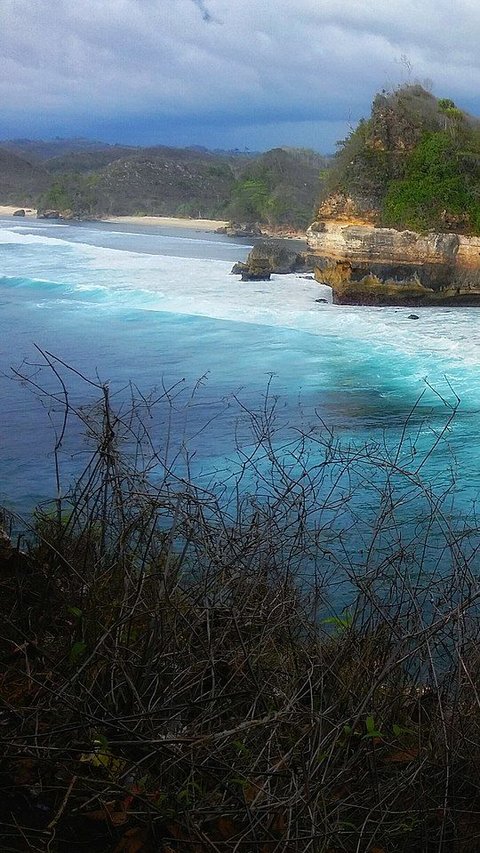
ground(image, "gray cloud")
xmin=2 ymin=0 xmax=480 ymax=149
xmin=191 ymin=0 xmax=214 ymax=22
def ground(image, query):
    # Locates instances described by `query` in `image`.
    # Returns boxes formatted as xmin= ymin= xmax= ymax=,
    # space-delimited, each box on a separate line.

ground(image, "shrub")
xmin=2 ymin=354 xmax=480 ymax=852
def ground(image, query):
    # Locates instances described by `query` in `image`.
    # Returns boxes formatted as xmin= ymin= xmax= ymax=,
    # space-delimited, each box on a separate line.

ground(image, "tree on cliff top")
xmin=320 ymin=83 xmax=480 ymax=234
xmin=383 ymin=130 xmax=480 ymax=233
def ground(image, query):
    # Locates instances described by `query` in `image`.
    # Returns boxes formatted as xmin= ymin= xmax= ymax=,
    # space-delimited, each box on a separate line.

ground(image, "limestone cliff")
xmin=306 ymin=220 xmax=480 ymax=306
xmin=314 ymin=192 xmax=378 ymax=225
xmin=306 ymin=83 xmax=480 ymax=304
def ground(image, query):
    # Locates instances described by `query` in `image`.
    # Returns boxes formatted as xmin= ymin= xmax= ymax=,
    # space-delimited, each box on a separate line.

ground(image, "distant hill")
xmin=0 ymin=147 xmax=51 ymax=204
xmin=87 ymin=149 xmax=238 ymax=217
xmin=0 ymin=137 xmax=330 ymax=228
xmin=45 ymin=147 xmax=138 ymax=175
xmin=0 ymin=138 xmax=123 ymax=163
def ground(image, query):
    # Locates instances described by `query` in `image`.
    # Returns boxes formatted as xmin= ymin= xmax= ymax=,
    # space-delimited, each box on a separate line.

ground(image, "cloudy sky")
xmin=2 ymin=0 xmax=480 ymax=152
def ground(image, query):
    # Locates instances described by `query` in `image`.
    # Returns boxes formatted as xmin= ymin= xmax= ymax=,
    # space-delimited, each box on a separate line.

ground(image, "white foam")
xmin=0 ymin=228 xmax=75 ymax=246
xmin=11 ymin=223 xmax=70 ymax=229
xmin=2 ymin=221 xmax=480 ymax=373
xmin=0 ymin=224 xmax=240 ymax=268
xmin=79 ymin=229 xmax=251 ymax=247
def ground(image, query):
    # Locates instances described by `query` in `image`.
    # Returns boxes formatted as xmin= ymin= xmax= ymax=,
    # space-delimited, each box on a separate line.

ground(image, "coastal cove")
xmin=1 ymin=214 xmax=480 ymax=548
xmin=7 ymin=10 xmax=480 ymax=846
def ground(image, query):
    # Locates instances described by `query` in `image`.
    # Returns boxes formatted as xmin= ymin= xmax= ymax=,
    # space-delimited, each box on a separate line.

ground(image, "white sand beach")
xmin=102 ymin=215 xmax=229 ymax=231
xmin=102 ymin=215 xmax=306 ymax=238
xmin=0 ymin=205 xmax=37 ymax=217
xmin=0 ymin=207 xmax=304 ymax=238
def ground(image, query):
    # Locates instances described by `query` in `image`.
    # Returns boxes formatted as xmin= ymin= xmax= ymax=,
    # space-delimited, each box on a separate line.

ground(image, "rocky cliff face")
xmin=303 ymin=82 xmax=480 ymax=305
xmin=306 ymin=219 xmax=480 ymax=306
xmin=315 ymin=193 xmax=378 ymax=225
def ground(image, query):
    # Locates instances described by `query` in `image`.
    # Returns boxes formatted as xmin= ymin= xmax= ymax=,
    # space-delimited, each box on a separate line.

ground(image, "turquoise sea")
xmin=1 ymin=215 xmax=480 ymax=570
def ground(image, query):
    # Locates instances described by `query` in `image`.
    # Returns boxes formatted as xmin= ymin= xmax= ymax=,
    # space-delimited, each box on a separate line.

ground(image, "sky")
xmin=2 ymin=0 xmax=480 ymax=153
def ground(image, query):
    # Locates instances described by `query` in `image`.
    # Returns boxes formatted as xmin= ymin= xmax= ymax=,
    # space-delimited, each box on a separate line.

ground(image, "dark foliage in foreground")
xmin=2 ymin=355 xmax=480 ymax=852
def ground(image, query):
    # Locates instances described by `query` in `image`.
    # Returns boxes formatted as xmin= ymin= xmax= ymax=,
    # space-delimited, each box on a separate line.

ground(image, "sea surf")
xmin=1 ymin=214 xmax=479 ymax=569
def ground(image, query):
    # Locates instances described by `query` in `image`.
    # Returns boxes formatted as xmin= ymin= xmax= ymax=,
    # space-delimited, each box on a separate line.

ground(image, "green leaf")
xmin=69 ymin=641 xmax=87 ymax=664
xmin=322 ymin=611 xmax=352 ymax=631
xmin=93 ymin=733 xmax=109 ymax=751
xmin=233 ymin=739 xmax=249 ymax=756
xmin=392 ymin=723 xmax=415 ymax=737
xmin=363 ymin=715 xmax=383 ymax=739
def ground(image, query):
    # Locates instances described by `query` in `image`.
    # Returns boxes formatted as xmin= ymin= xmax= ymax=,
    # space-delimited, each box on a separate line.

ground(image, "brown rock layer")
xmin=306 ymin=220 xmax=480 ymax=306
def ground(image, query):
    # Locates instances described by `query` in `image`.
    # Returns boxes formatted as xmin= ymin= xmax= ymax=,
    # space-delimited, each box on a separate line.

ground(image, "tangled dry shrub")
xmin=2 ymin=352 xmax=480 ymax=852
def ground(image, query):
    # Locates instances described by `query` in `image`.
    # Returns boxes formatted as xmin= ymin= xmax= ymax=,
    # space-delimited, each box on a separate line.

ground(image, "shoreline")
xmin=0 ymin=205 xmax=37 ymax=217
xmin=102 ymin=215 xmax=306 ymax=240
xmin=0 ymin=205 xmax=306 ymax=240
xmin=101 ymin=214 xmax=229 ymax=231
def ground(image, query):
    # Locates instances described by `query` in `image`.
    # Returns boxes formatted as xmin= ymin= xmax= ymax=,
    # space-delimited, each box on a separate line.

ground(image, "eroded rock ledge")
xmin=306 ymin=219 xmax=480 ymax=306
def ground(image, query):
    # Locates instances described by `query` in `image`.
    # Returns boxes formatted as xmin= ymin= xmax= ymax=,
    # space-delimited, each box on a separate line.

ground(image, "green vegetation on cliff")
xmin=322 ymin=84 xmax=480 ymax=234
xmin=383 ymin=130 xmax=480 ymax=232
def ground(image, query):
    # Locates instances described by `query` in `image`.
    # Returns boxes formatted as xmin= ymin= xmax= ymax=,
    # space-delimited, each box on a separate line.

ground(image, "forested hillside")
xmin=227 ymin=148 xmax=329 ymax=227
xmin=0 ymin=147 xmax=51 ymax=204
xmin=0 ymin=138 xmax=329 ymax=227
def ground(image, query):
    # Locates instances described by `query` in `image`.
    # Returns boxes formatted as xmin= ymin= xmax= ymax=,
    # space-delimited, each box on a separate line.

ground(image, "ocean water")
xmin=1 ymin=215 xmax=480 ymax=572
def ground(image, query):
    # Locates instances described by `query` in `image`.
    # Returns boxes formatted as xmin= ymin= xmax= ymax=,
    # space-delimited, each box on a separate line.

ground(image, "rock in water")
xmin=232 ymin=257 xmax=273 ymax=281
xmin=241 ymin=259 xmax=272 ymax=281
xmin=408 ymin=313 xmax=419 ymax=319
xmin=12 ymin=208 xmax=25 ymax=217
xmin=246 ymin=240 xmax=305 ymax=274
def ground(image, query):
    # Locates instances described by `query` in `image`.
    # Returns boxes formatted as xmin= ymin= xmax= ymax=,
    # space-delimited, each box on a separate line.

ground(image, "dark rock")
xmin=232 ymin=241 xmax=317 ymax=280
xmin=241 ymin=258 xmax=272 ymax=281
xmin=408 ymin=313 xmax=419 ymax=319
xmin=219 ymin=222 xmax=264 ymax=238
xmin=308 ymin=220 xmax=326 ymax=233
xmin=315 ymin=298 xmax=328 ymax=304
xmin=241 ymin=270 xmax=272 ymax=281
xmin=246 ymin=240 xmax=305 ymax=274
xmin=12 ymin=208 xmax=25 ymax=217
xmin=37 ymin=209 xmax=62 ymax=219
xmin=232 ymin=256 xmax=273 ymax=281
